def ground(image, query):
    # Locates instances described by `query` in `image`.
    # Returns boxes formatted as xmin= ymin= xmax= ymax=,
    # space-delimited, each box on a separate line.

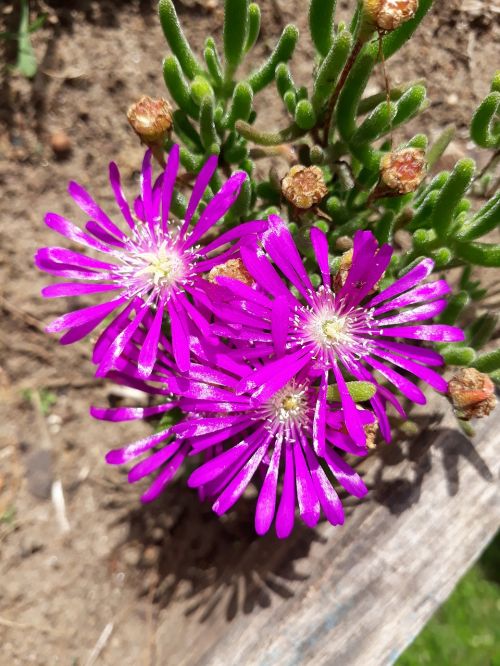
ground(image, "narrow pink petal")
xmin=109 ymin=162 xmax=135 ymax=229
xmin=323 ymin=448 xmax=368 ymax=498
xmin=372 ymin=280 xmax=451 ymax=316
xmin=91 ymin=402 xmax=177 ymax=422
xmin=45 ymin=296 xmax=126 ymax=333
xmin=45 ymin=212 xmax=113 ymax=253
xmin=129 ymin=441 xmax=182 ymax=482
xmin=302 ymin=436 xmax=344 ymax=526
xmin=188 ymin=442 xmax=249 ymax=487
xmin=371 ymin=349 xmax=448 ymax=393
xmin=42 ymin=283 xmax=119 ymax=298
xmin=375 ymin=299 xmax=448 ymax=326
xmin=183 ymin=171 xmax=247 ymax=249
xmin=310 ymin=227 xmax=331 ymax=288
xmin=376 ymin=324 xmax=464 ymax=343
xmin=167 ymin=296 xmax=190 ymax=372
xmin=293 ymin=439 xmax=320 ymax=528
xmin=332 ymin=361 xmax=366 ymax=446
xmin=312 ymin=372 xmax=328 ymax=455
xmin=140 ymin=150 xmax=154 ymax=228
xmin=275 ymin=444 xmax=296 ymax=539
xmin=363 ymin=356 xmax=427 ymax=404
xmin=140 ymin=445 xmax=188 ymax=503
xmin=68 ymin=180 xmax=126 ymax=239
xmin=105 ymin=427 xmax=172 ymax=464
xmin=212 ymin=437 xmax=270 ymax=516
xmin=255 ymin=433 xmax=283 ymax=535
xmin=367 ymin=258 xmax=435 ymax=308
xmin=180 ymin=153 xmax=218 ymax=237
xmin=162 ymin=144 xmax=180 ymax=232
xmin=271 ymin=296 xmax=290 ymax=357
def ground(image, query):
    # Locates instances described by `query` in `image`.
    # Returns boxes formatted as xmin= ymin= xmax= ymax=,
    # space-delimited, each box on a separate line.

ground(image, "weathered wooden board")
xmin=155 ymin=401 xmax=499 ymax=666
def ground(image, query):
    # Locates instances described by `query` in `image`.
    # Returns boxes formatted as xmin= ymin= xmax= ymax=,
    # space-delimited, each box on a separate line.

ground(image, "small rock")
xmin=25 ymin=449 xmax=54 ymax=500
xmin=50 ymin=131 xmax=72 ymax=158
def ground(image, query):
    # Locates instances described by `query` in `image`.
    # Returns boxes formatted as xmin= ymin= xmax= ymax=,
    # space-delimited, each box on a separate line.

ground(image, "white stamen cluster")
xmin=114 ymin=221 xmax=195 ymax=302
xmin=261 ymin=380 xmax=311 ymax=432
xmin=292 ymin=286 xmax=376 ymax=363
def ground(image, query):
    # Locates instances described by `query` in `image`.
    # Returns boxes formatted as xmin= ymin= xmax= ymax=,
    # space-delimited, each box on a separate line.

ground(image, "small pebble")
xmin=50 ymin=131 xmax=72 ymax=158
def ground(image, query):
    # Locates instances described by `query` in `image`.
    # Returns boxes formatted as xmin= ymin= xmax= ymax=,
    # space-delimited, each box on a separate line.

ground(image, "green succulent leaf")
xmin=247 ymin=24 xmax=299 ymax=94
xmin=309 ymin=0 xmax=336 ymax=57
xmin=327 ymin=381 xmax=377 ymax=403
xmin=159 ymin=0 xmax=203 ymax=80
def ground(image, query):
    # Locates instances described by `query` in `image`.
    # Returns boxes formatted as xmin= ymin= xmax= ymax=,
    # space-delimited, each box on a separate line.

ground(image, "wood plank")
xmin=155 ymin=402 xmax=499 ymax=666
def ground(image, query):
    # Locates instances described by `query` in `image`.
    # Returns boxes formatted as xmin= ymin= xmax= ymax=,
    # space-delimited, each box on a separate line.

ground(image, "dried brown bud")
xmin=127 ymin=96 xmax=173 ymax=145
xmin=281 ymin=165 xmax=328 ymax=210
xmin=208 ymin=259 xmax=254 ymax=286
xmin=365 ymin=420 xmax=379 ymax=449
xmin=380 ymin=148 xmax=426 ymax=194
xmin=364 ymin=0 xmax=419 ymax=32
xmin=333 ymin=249 xmax=353 ymax=292
xmin=448 ymin=368 xmax=497 ymax=421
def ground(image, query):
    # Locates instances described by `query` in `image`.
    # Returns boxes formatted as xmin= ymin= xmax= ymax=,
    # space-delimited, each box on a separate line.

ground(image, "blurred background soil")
xmin=0 ymin=1 xmax=499 ymax=664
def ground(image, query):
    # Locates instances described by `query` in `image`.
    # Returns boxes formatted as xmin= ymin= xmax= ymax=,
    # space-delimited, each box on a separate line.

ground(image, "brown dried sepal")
xmin=364 ymin=0 xmax=419 ymax=32
xmin=127 ymin=96 xmax=173 ymax=145
xmin=448 ymin=368 xmax=497 ymax=421
xmin=281 ymin=165 xmax=328 ymax=210
xmin=208 ymin=259 xmax=254 ymax=286
xmin=380 ymin=147 xmax=427 ymax=195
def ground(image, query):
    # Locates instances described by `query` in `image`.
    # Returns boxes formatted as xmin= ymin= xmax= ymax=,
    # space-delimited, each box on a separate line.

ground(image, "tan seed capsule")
xmin=380 ymin=147 xmax=427 ymax=194
xmin=208 ymin=259 xmax=254 ymax=286
xmin=364 ymin=0 xmax=419 ymax=32
xmin=127 ymin=96 xmax=173 ymax=145
xmin=448 ymin=368 xmax=497 ymax=421
xmin=281 ymin=165 xmax=328 ymax=210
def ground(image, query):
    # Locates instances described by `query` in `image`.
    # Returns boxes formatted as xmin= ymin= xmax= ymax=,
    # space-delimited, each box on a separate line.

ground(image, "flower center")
xmin=322 ymin=316 xmax=348 ymax=344
xmin=137 ymin=243 xmax=185 ymax=287
xmin=262 ymin=380 xmax=311 ymax=430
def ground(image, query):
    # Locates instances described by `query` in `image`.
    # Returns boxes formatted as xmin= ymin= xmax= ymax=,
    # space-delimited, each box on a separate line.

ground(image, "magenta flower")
xmin=35 ymin=146 xmax=265 ymax=377
xmin=207 ymin=215 xmax=464 ymax=448
xmin=92 ymin=324 xmax=373 ymax=537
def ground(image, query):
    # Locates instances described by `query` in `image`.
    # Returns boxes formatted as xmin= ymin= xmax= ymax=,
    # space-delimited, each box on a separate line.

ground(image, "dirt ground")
xmin=0 ymin=1 xmax=499 ymax=664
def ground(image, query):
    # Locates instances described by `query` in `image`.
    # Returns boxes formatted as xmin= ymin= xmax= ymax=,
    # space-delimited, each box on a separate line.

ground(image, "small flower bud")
xmin=380 ymin=147 xmax=427 ymax=194
xmin=363 ymin=0 xmax=419 ymax=32
xmin=448 ymin=368 xmax=497 ymax=421
xmin=208 ymin=259 xmax=254 ymax=286
xmin=281 ymin=165 xmax=328 ymax=210
xmin=127 ymin=96 xmax=173 ymax=146
xmin=333 ymin=249 xmax=353 ymax=292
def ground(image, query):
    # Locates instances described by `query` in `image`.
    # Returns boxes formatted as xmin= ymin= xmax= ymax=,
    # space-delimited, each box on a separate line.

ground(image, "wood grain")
xmin=155 ymin=402 xmax=499 ymax=666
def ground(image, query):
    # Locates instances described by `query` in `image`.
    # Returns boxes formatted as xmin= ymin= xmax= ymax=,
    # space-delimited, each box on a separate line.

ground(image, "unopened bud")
xmin=380 ymin=148 xmax=426 ymax=194
xmin=363 ymin=0 xmax=419 ymax=32
xmin=333 ymin=249 xmax=353 ymax=292
xmin=127 ymin=96 xmax=173 ymax=146
xmin=448 ymin=368 xmax=497 ymax=421
xmin=281 ymin=165 xmax=328 ymax=210
xmin=208 ymin=259 xmax=254 ymax=286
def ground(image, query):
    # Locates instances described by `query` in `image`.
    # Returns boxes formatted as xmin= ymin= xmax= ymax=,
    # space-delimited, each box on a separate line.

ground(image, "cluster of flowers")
xmin=36 ymin=146 xmax=464 ymax=538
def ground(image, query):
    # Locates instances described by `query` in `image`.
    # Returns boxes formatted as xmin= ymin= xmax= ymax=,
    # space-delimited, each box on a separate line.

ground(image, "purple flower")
xmin=207 ymin=215 xmax=464 ymax=448
xmin=35 ymin=145 xmax=265 ymax=377
xmin=92 ymin=324 xmax=373 ymax=537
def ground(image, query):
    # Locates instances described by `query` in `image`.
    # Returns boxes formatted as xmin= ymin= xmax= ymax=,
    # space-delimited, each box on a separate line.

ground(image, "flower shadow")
xmin=110 ymin=479 xmax=324 ymax=623
xmin=370 ymin=411 xmax=494 ymax=514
